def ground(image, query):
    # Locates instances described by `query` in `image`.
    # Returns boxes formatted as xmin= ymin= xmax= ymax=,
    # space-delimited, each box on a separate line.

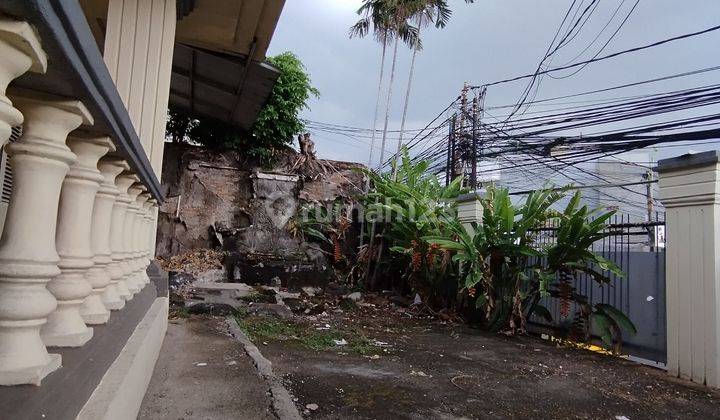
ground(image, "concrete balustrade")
xmin=42 ymin=133 xmax=108 ymax=346
xmin=123 ymin=183 xmax=145 ymax=293
xmin=136 ymin=192 xmax=152 ymax=286
xmin=150 ymin=201 xmax=159 ymax=259
xmin=0 ymin=18 xmax=47 ymax=147
xmin=109 ymin=173 xmax=138 ymax=301
xmin=0 ymin=90 xmax=92 ymax=385
xmin=92 ymin=157 xmax=128 ymax=311
xmin=144 ymin=199 xmax=157 ymax=282
xmin=75 ymin=136 xmax=116 ymax=325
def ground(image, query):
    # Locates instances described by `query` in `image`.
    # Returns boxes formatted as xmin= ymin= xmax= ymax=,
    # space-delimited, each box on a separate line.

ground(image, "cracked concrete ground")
xmin=138 ymin=317 xmax=277 ymax=420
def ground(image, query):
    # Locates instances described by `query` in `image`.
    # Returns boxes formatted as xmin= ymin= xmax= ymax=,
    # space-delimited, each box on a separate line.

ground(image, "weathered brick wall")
xmin=156 ymin=143 xmax=364 ymax=261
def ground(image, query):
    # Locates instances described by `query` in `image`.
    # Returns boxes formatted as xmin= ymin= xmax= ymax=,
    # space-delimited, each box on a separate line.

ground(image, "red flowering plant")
xmin=362 ymin=148 xmax=466 ymax=305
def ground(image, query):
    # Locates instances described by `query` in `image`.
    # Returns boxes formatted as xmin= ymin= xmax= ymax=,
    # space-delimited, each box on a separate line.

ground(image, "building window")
xmin=0 ymin=126 xmax=21 ymax=232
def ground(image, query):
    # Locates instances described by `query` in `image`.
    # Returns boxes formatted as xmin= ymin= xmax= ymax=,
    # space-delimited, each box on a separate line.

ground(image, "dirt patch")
xmin=238 ymin=303 xmax=720 ymax=419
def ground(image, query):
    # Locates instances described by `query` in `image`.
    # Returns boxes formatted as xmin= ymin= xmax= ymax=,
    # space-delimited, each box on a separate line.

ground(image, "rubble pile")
xmin=157 ymin=249 xmax=225 ymax=274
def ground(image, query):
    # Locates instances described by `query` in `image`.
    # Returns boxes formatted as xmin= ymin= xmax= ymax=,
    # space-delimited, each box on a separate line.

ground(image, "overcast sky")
xmin=267 ymin=0 xmax=720 ymax=166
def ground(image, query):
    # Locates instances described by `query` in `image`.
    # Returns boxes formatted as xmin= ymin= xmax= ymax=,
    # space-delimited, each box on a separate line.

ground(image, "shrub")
xmin=166 ymin=52 xmax=319 ymax=164
xmin=362 ymin=148 xmax=466 ymax=304
xmin=425 ymin=186 xmax=636 ymax=349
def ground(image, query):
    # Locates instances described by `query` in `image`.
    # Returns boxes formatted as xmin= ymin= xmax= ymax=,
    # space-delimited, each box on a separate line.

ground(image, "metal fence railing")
xmin=527 ymin=213 xmax=667 ymax=364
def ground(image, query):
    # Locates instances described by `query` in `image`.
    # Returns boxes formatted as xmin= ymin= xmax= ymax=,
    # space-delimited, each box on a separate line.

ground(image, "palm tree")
xmin=351 ymin=0 xmax=419 ymax=172
xmin=350 ymin=1 xmax=391 ymax=173
xmin=391 ymin=0 xmax=475 ymax=180
xmin=350 ymin=0 xmax=419 ymax=252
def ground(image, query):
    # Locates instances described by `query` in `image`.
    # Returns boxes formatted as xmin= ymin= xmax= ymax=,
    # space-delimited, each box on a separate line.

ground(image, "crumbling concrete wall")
xmin=156 ymin=143 xmax=364 ymax=288
xmin=157 ymin=144 xmax=253 ymax=256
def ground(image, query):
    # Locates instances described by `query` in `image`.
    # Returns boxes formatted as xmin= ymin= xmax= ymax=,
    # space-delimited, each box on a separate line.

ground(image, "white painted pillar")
xmin=123 ymin=183 xmax=144 ymax=293
xmin=111 ymin=0 xmax=137 ymax=105
xmin=658 ymin=151 xmax=720 ymax=388
xmin=127 ymin=0 xmax=152 ymax=131
xmin=150 ymin=0 xmax=177 ymax=177
xmin=0 ymin=91 xmax=92 ymax=385
xmin=0 ymin=19 xmax=47 ymax=147
xmin=42 ymin=134 xmax=109 ymax=345
xmin=109 ymin=173 xmax=137 ymax=301
xmin=90 ymin=156 xmax=128 ymax=312
xmin=139 ymin=0 xmax=168 ymax=155
xmin=104 ymin=0 xmax=176 ymax=170
xmin=456 ymin=192 xmax=483 ymax=233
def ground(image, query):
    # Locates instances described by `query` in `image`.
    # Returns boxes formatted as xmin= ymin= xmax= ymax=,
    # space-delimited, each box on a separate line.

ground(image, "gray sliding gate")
xmin=528 ymin=214 xmax=667 ymax=364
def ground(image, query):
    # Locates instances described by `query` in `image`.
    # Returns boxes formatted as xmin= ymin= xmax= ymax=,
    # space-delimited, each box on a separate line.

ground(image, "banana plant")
xmin=540 ymin=191 xmax=635 ymax=351
xmin=425 ymin=185 xmax=565 ymax=331
xmin=362 ymin=147 xmax=466 ymax=302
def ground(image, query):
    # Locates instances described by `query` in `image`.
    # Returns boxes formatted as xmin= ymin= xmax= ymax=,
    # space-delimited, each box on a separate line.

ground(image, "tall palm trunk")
xmin=391 ymin=22 xmax=422 ymax=181
xmin=366 ymin=38 xmax=388 ymax=174
xmin=365 ymin=35 xmax=399 ymax=289
xmin=377 ymin=35 xmax=400 ymax=170
xmin=359 ymin=37 xmax=388 ymax=249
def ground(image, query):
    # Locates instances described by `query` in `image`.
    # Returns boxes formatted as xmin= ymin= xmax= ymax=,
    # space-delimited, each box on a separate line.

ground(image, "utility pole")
xmin=475 ymin=87 xmax=487 ymax=190
xmin=452 ymin=113 xmax=463 ymax=183
xmin=446 ymin=116 xmax=455 ymax=186
xmin=471 ymin=96 xmax=478 ymax=191
xmin=457 ymin=83 xmax=469 ymax=187
xmin=644 ymin=170 xmax=655 ymax=249
xmin=460 ymin=82 xmax=468 ymax=133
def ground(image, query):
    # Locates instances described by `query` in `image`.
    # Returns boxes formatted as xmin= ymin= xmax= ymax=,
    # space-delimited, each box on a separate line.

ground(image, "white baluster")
xmin=0 ymin=90 xmax=92 ymax=384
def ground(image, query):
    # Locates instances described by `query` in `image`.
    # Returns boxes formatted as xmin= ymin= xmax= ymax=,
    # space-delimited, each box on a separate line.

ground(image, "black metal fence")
xmin=527 ymin=213 xmax=667 ymax=364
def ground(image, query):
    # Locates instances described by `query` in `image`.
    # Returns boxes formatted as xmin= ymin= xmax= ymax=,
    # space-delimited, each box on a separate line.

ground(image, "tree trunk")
xmin=377 ymin=35 xmax=400 ymax=171
xmin=367 ymin=38 xmax=388 ymax=173
xmin=391 ymin=21 xmax=422 ymax=181
xmin=359 ymin=37 xmax=388 ymax=249
xmin=364 ymin=36 xmax=399 ymax=288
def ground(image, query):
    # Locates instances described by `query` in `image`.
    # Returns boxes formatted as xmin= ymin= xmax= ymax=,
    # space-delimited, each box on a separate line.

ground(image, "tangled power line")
xmin=307 ymin=3 xmax=720 ymax=219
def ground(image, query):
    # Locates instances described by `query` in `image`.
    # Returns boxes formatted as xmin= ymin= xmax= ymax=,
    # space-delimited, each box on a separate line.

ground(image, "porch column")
xmin=109 ymin=173 xmax=137 ymax=301
xmin=0 ymin=19 xmax=47 ymax=147
xmin=42 ymin=134 xmax=109 ymax=345
xmin=104 ymin=0 xmax=176 ymax=173
xmin=658 ymin=151 xmax=720 ymax=388
xmin=123 ymin=183 xmax=144 ymax=293
xmin=92 ymin=157 xmax=128 ymax=311
xmin=0 ymin=91 xmax=92 ymax=385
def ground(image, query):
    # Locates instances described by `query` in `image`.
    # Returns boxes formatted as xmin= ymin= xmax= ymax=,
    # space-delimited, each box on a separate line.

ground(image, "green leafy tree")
xmin=166 ymin=52 xmax=319 ymax=164
xmin=165 ymin=107 xmax=197 ymax=143
xmin=251 ymin=52 xmax=320 ymax=154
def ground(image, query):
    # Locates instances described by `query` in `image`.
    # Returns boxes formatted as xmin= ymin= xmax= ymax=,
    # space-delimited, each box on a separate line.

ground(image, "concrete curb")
xmin=78 ymin=297 xmax=169 ymax=420
xmin=226 ymin=317 xmax=303 ymax=420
